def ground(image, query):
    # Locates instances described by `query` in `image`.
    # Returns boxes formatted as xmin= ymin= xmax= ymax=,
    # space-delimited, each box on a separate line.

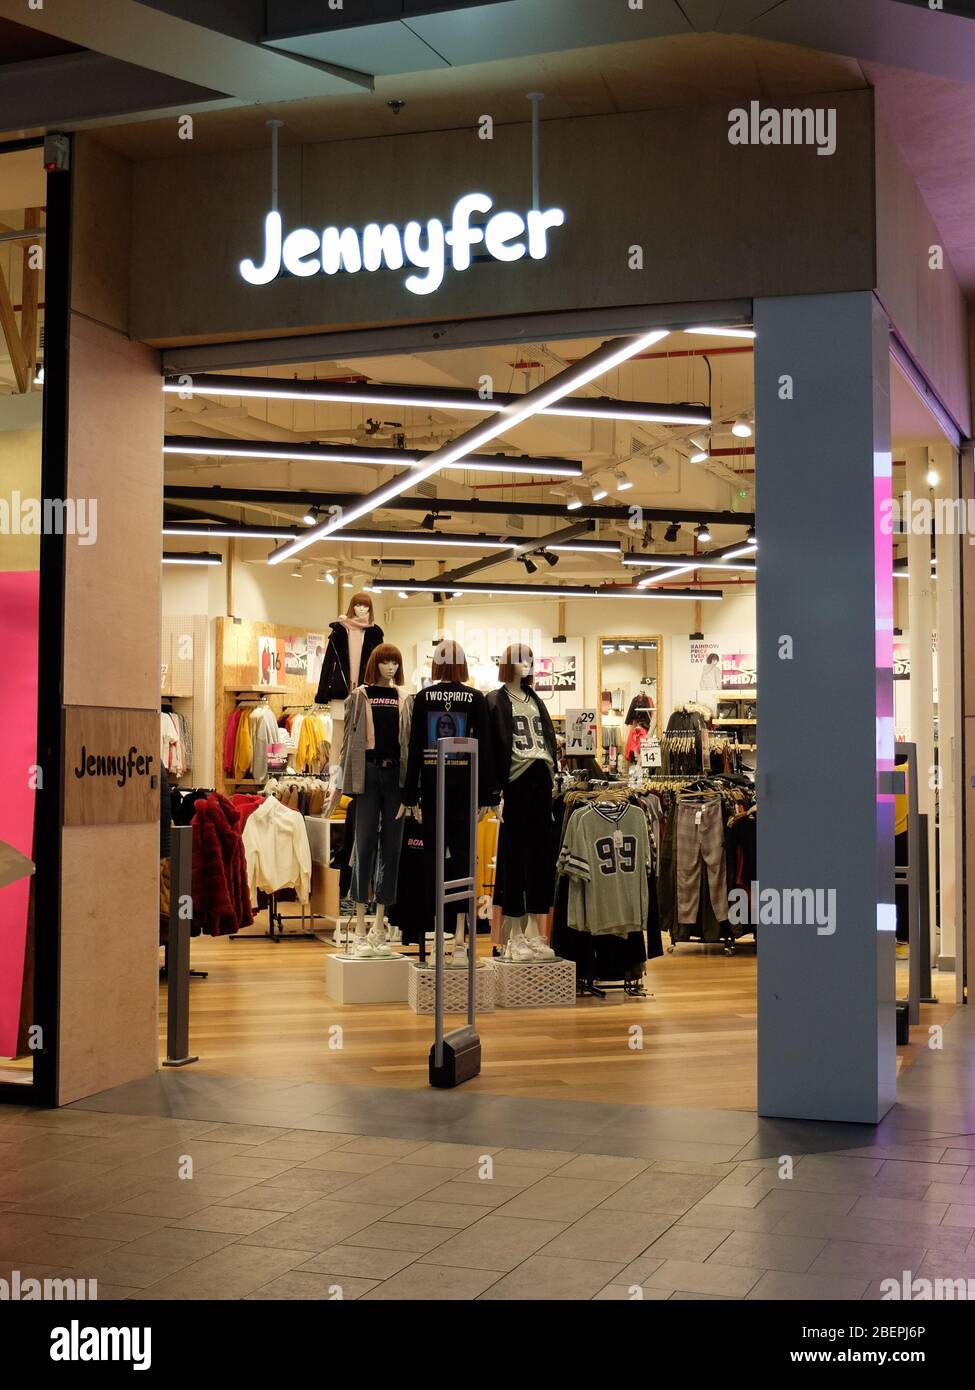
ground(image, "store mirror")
xmin=597 ymin=636 xmax=661 ymax=776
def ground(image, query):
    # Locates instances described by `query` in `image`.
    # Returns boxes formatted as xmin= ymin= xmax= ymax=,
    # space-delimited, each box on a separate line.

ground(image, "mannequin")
xmin=327 ymin=644 xmax=406 ymax=960
xmin=487 ymin=645 xmax=559 ymax=962
xmin=400 ymin=640 xmax=498 ymax=966
xmin=315 ymin=592 xmax=383 ymax=704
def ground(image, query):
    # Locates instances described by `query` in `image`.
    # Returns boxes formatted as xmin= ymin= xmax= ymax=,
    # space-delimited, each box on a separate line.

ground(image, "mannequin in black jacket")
xmin=400 ymin=640 xmax=498 ymax=966
xmin=315 ymin=592 xmax=383 ymax=704
xmin=487 ymin=645 xmax=559 ymax=962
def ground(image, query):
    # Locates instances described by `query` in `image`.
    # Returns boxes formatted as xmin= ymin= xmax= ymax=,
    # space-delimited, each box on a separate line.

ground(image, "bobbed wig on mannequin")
xmin=346 ymin=591 xmax=374 ymax=621
xmin=431 ymin=639 xmax=469 ymax=682
xmin=497 ymin=644 xmax=535 ymax=689
xmin=364 ymin=643 xmax=404 ymax=685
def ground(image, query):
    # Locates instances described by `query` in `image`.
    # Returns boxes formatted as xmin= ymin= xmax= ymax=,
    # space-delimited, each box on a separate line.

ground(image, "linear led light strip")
xmin=162 ymin=439 xmax=582 ymax=478
xmin=163 ymin=373 xmax=710 ymax=427
xmin=162 ymin=523 xmax=620 ymax=553
xmin=373 ymin=581 xmax=722 ymax=601
xmin=685 ymin=327 xmax=756 ymax=339
xmin=162 ymin=552 xmax=222 ymax=566
xmin=270 ymin=330 xmax=672 ymax=565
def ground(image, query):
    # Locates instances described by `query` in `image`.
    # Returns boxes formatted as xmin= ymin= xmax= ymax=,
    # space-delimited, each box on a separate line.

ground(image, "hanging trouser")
xmin=493 ymin=760 xmax=558 ymax=916
xmin=349 ymin=758 xmax=405 ymax=905
xmin=675 ymin=800 xmax=728 ymax=925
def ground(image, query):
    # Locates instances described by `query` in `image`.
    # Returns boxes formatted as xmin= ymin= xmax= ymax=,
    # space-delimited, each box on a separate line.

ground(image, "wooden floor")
xmin=158 ymin=935 xmax=956 ymax=1111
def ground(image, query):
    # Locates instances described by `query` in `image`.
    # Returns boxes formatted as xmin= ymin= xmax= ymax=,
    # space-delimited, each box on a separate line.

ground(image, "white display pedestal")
xmin=492 ymin=957 xmax=576 ymax=1008
xmin=407 ymin=962 xmax=496 ymax=1014
xmin=324 ymin=952 xmax=410 ymax=1004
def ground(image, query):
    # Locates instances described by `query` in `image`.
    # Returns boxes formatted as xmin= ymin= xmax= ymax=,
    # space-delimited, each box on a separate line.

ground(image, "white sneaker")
xmin=526 ymin=933 xmax=555 ymax=960
xmin=350 ymin=936 xmax=375 ymax=959
xmin=507 ymin=937 xmax=537 ymax=963
xmin=451 ymin=941 xmax=469 ymax=967
xmin=367 ymin=926 xmax=394 ymax=957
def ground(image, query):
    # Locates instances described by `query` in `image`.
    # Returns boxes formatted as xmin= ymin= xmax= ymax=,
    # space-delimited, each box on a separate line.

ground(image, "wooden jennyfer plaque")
xmin=64 ymin=707 xmax=160 ymax=827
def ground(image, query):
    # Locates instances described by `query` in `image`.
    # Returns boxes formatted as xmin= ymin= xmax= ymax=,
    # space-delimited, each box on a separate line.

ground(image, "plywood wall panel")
xmin=63 ymin=315 xmax=162 ymax=711
xmin=57 ymin=823 xmax=159 ymax=1105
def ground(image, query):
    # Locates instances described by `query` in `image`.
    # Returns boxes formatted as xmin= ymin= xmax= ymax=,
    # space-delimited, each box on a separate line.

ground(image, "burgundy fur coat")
xmin=190 ymin=793 xmax=253 ymax=936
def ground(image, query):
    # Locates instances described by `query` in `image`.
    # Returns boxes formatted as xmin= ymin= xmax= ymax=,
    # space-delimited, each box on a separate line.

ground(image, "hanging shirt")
xmin=365 ymin=685 xmax=401 ymax=762
xmin=558 ymin=802 xmax=650 ymax=937
xmin=506 ymin=687 xmax=554 ymax=784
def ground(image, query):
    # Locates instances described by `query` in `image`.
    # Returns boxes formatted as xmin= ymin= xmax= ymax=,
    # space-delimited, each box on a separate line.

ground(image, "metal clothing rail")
xmin=163 ymin=826 xmax=198 ymax=1067
xmin=432 ymin=737 xmax=480 ymax=1084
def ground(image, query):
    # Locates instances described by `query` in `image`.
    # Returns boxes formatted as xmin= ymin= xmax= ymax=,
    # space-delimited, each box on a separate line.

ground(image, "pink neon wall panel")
xmin=0 ymin=570 xmax=39 ymax=1058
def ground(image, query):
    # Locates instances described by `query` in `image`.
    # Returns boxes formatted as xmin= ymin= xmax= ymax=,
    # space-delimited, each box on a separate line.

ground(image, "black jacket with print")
xmin=486 ymin=684 xmax=559 ymax=794
xmin=403 ymin=681 xmax=497 ymax=807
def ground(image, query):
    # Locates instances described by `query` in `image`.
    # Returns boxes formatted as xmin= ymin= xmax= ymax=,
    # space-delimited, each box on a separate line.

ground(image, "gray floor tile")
xmin=477 ymin=1254 xmax=623 ymax=1301
xmin=806 ymin=1239 xmax=928 ymax=1279
xmin=292 ymin=1150 xmax=395 ymax=1175
xmin=594 ymin=1283 xmax=669 ymax=1300
xmin=84 ymin=1248 xmax=201 ymax=1289
xmin=344 ymin=1220 xmax=455 ymax=1254
xmin=175 ymin=1205 xmax=285 ymax=1235
xmin=539 ymin=1208 xmax=672 ymax=1265
xmin=214 ymin=1186 xmax=325 ymax=1214
xmin=381 ymin=1200 xmax=486 ymax=1229
xmin=417 ymin=1214 xmax=569 ymax=1272
xmin=421 ymin=1179 xmax=529 ymax=1209
xmin=493 ymin=1175 xmax=623 ymax=1222
xmin=706 ymin=1229 xmax=826 ymax=1273
xmin=554 ymin=1155 xmax=650 ymax=1183
xmin=336 ymin=1138 xmax=428 ymax=1159
xmin=321 ymin=1164 xmax=451 ymax=1207
xmin=639 ymin=1225 xmax=731 ymax=1265
xmin=245 ymin=1271 xmax=379 ymax=1299
xmin=363 ymin=1263 xmax=501 ymax=1300
xmin=126 ymin=1244 xmax=310 ymax=1300
xmin=122 ymin=1227 xmax=240 ymax=1261
xmin=642 ymin=1257 xmax=762 ymax=1298
xmin=238 ymin=1197 xmax=396 ymax=1251
xmin=851 ymin=1195 xmax=949 ymax=1225
xmin=941 ymin=1204 xmax=975 ymax=1229
xmin=601 ymin=1170 xmax=720 ymax=1216
xmin=300 ymin=1244 xmax=419 ymax=1279
xmin=746 ymin=1269 xmax=870 ymax=1300
xmin=676 ymin=1204 xmax=782 ymax=1234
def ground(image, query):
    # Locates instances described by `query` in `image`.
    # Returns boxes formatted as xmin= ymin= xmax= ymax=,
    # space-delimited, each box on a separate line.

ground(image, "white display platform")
xmin=492 ymin=956 xmax=576 ymax=1008
xmin=407 ymin=961 xmax=496 ymax=1014
xmin=324 ymin=952 xmax=410 ymax=1004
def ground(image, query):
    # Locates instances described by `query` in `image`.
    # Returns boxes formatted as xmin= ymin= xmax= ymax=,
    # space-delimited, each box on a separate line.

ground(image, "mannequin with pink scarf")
xmin=315 ymin=592 xmax=384 ymax=707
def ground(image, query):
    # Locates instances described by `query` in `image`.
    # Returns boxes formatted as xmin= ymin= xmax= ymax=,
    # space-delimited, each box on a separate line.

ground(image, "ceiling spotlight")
xmin=33 ymin=365 xmax=44 ymax=387
xmin=341 ymin=577 xmax=353 ymax=587
xmin=521 ymin=556 xmax=538 ymax=576
xmin=651 ymin=456 xmax=670 ymax=476
xmin=398 ymin=591 xmax=410 ymax=599
xmin=614 ymin=469 xmax=633 ymax=492
xmin=746 ymin=525 xmax=756 ymax=548
xmin=303 ymin=507 xmax=319 ymax=525
xmin=432 ymin=591 xmax=445 ymax=603
xmin=420 ymin=513 xmax=437 ymax=530
xmin=695 ymin=522 xmax=712 ymax=544
xmin=732 ymin=415 xmax=753 ymax=439
xmin=664 ymin=521 xmax=681 ymax=543
xmin=926 ymin=467 xmax=939 ymax=488
xmin=689 ymin=433 xmax=710 ymax=463
xmin=290 ymin=565 xmax=303 ymax=580
xmin=591 ymin=477 xmax=609 ymax=501
xmin=317 ymin=569 xmax=334 ymax=584
xmin=541 ymin=550 xmax=559 ymax=568
xmin=566 ymin=489 xmax=583 ymax=511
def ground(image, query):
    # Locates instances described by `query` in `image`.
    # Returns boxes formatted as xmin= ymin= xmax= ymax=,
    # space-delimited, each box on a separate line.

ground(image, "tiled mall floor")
xmin=1 ymin=1010 xmax=974 ymax=1301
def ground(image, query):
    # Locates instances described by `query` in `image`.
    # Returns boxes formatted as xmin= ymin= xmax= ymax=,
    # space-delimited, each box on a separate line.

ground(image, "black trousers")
xmin=493 ymin=760 xmax=557 ymax=917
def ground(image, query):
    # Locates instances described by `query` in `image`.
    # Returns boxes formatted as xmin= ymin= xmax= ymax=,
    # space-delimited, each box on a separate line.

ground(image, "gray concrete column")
xmin=905 ymin=449 xmax=938 ymax=967
xmin=755 ymin=292 xmax=896 ymax=1124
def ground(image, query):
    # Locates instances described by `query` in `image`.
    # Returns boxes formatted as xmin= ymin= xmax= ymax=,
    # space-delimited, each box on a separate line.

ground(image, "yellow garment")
xmin=296 ymin=714 xmax=328 ymax=774
xmin=894 ymin=758 xmax=908 ymax=837
xmin=233 ymin=710 xmax=253 ymax=781
xmin=477 ymin=812 xmax=500 ymax=904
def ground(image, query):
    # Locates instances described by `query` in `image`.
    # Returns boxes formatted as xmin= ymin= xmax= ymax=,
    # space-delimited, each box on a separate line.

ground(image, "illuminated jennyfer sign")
xmin=238 ymin=194 xmax=566 ymax=297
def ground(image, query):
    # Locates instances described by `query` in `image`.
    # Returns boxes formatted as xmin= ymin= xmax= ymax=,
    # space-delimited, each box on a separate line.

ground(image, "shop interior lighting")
xmin=373 ymin=580 xmax=721 ymax=601
xmin=566 ymin=490 xmax=584 ymax=512
xmin=268 ymin=330 xmax=672 ymax=563
xmin=591 ymin=476 xmax=609 ymax=501
xmin=318 ymin=570 xmax=335 ymax=584
xmin=162 ymin=552 xmax=222 ymax=566
xmin=621 ymin=553 xmax=755 ymax=570
xmin=651 ymin=456 xmax=670 ymax=476
xmin=926 ymin=467 xmax=939 ymax=487
xmin=290 ymin=566 xmax=303 ymax=579
xmin=521 ymin=556 xmax=538 ymax=576
xmin=540 ymin=550 xmax=559 ymax=567
xmin=163 ymin=522 xmax=299 ymax=540
xmin=695 ymin=522 xmax=712 ymax=543
xmin=731 ymin=415 xmax=753 ymax=439
xmin=163 ymin=372 xmax=710 ymax=427
xmin=689 ymin=433 xmax=710 ymax=463
xmin=164 ymin=437 xmax=583 ymax=479
xmin=614 ymin=468 xmax=633 ymax=491
xmin=745 ymin=525 xmax=756 ymax=547
xmin=33 ymin=365 xmax=44 ymax=386
xmin=303 ymin=507 xmax=318 ymax=525
xmin=664 ymin=521 xmax=681 ymax=543
xmin=685 ymin=326 xmax=756 ymax=339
